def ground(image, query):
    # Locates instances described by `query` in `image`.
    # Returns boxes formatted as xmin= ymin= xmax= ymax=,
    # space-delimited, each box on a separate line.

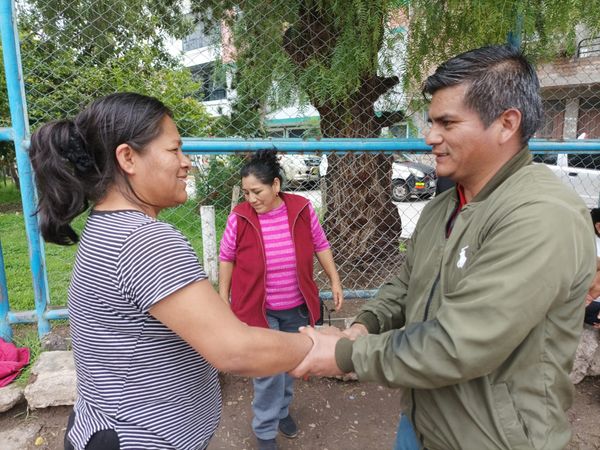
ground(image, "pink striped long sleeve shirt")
xmin=220 ymin=201 xmax=330 ymax=310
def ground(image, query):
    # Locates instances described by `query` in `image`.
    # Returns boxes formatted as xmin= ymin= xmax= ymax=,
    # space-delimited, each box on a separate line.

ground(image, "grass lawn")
xmin=1 ymin=181 xmax=230 ymax=312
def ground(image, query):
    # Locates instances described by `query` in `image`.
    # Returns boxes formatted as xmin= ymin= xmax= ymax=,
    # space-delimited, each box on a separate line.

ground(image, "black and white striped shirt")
xmin=67 ymin=210 xmax=221 ymax=450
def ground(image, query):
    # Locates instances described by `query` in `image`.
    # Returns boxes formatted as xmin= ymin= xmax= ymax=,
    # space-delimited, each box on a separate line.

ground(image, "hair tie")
xmin=63 ymin=122 xmax=95 ymax=173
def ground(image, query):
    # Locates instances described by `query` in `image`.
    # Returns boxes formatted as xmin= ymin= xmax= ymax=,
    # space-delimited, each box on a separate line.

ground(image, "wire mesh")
xmin=2 ymin=1 xmax=600 ymax=311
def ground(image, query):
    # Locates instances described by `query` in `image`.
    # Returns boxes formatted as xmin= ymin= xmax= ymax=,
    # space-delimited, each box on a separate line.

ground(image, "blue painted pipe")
xmin=180 ymin=138 xmax=600 ymax=154
xmin=0 ymin=127 xmax=13 ymax=141
xmin=0 ymin=0 xmax=51 ymax=339
xmin=8 ymin=308 xmax=68 ymax=324
xmin=320 ymin=290 xmax=377 ymax=300
xmin=0 ymin=240 xmax=12 ymax=342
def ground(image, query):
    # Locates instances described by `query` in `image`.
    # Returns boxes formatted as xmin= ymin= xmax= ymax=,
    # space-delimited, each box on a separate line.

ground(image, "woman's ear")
xmin=115 ymin=143 xmax=136 ymax=175
xmin=272 ymin=177 xmax=281 ymax=194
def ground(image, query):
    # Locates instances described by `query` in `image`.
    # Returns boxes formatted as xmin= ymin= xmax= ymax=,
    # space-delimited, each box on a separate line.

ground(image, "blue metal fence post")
xmin=0 ymin=240 xmax=12 ymax=342
xmin=0 ymin=0 xmax=51 ymax=338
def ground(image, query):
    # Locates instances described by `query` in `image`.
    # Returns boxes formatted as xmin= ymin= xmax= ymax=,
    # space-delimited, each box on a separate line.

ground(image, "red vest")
xmin=230 ymin=192 xmax=321 ymax=328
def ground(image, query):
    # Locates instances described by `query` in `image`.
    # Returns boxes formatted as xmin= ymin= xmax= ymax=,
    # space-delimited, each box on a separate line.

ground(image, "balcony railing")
xmin=577 ymin=36 xmax=600 ymax=58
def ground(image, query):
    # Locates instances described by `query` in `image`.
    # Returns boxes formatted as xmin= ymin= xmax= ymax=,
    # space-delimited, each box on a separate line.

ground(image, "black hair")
xmin=240 ymin=150 xmax=282 ymax=185
xmin=591 ymin=208 xmax=600 ymax=237
xmin=422 ymin=45 xmax=543 ymax=145
xmin=29 ymin=92 xmax=172 ymax=245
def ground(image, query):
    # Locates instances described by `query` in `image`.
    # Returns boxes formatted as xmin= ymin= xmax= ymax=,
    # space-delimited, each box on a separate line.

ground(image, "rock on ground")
xmin=570 ymin=326 xmax=600 ymax=384
xmin=0 ymin=384 xmax=24 ymax=413
xmin=0 ymin=422 xmax=42 ymax=450
xmin=24 ymin=351 xmax=76 ymax=409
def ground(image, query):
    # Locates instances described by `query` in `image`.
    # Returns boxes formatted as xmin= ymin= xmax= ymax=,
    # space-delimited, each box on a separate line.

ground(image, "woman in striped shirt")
xmin=219 ymin=150 xmax=343 ymax=450
xmin=28 ymin=93 xmax=314 ymax=450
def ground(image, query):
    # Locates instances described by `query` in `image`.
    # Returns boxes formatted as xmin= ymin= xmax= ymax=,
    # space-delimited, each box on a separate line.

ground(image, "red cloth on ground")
xmin=0 ymin=337 xmax=30 ymax=387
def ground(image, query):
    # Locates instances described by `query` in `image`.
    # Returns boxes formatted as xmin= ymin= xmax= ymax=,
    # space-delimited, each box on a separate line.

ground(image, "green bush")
xmin=194 ymin=155 xmax=246 ymax=212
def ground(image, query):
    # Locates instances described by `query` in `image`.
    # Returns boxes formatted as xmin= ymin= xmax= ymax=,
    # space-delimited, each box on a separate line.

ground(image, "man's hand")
xmin=587 ymin=270 xmax=600 ymax=305
xmin=586 ymin=258 xmax=600 ymax=306
xmin=342 ymin=323 xmax=368 ymax=340
xmin=289 ymin=326 xmax=344 ymax=378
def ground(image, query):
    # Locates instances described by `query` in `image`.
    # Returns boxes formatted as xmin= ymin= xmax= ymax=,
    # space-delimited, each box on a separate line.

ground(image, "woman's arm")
xmin=316 ymin=249 xmax=344 ymax=311
xmin=150 ymin=279 xmax=313 ymax=376
xmin=219 ymin=260 xmax=234 ymax=305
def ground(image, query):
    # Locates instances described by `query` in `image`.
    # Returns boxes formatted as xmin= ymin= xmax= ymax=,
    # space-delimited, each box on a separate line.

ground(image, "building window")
xmin=190 ymin=63 xmax=227 ymax=101
xmin=538 ymin=99 xmax=565 ymax=139
xmin=183 ymin=21 xmax=218 ymax=51
xmin=578 ymin=96 xmax=600 ymax=139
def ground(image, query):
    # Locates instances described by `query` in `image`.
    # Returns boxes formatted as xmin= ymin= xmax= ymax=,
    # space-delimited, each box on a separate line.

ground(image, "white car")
xmin=391 ymin=154 xmax=437 ymax=202
xmin=278 ymin=154 xmax=322 ymax=187
xmin=534 ymin=153 xmax=600 ymax=208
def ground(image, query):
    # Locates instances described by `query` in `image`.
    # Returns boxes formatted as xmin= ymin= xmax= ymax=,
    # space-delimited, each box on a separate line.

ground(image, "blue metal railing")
xmin=1 ymin=0 xmax=51 ymax=341
xmin=2 ymin=0 xmax=600 ymax=340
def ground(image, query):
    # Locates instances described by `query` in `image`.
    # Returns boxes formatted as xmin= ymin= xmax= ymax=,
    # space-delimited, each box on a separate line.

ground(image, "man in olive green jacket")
xmin=292 ymin=45 xmax=596 ymax=450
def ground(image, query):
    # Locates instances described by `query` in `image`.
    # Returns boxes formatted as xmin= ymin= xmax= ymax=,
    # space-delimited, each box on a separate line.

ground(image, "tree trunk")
xmin=316 ymin=95 xmax=402 ymax=271
xmin=282 ymin=4 xmax=404 ymax=280
xmin=9 ymin=163 xmax=19 ymax=189
xmin=321 ymin=151 xmax=401 ymax=265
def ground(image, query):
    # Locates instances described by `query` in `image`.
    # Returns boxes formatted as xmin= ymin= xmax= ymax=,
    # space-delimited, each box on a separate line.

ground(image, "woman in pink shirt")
xmin=219 ymin=150 xmax=343 ymax=450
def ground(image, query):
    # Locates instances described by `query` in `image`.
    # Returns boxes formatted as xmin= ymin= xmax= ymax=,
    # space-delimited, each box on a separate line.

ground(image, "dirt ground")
xmin=1 ymin=374 xmax=599 ymax=450
xmin=1 ymin=302 xmax=599 ymax=449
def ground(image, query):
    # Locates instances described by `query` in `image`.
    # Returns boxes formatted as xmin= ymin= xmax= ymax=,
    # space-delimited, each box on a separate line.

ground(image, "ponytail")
xmin=240 ymin=150 xmax=282 ymax=185
xmin=28 ymin=93 xmax=172 ymax=245
xmin=29 ymin=120 xmax=94 ymax=245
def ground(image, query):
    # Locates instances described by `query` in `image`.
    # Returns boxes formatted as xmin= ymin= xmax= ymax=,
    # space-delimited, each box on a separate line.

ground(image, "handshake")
xmin=289 ymin=323 xmax=368 ymax=379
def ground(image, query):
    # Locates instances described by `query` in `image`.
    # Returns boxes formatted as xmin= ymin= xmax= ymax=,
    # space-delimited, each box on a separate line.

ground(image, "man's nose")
xmin=425 ymin=126 xmax=442 ymax=146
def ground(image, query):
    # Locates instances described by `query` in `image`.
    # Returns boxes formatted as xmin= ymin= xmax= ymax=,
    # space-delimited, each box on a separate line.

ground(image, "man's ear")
xmin=497 ymin=108 xmax=522 ymax=145
xmin=115 ymin=143 xmax=136 ymax=175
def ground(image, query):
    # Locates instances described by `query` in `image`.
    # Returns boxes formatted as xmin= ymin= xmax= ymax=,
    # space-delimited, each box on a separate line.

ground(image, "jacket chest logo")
xmin=457 ymin=245 xmax=469 ymax=268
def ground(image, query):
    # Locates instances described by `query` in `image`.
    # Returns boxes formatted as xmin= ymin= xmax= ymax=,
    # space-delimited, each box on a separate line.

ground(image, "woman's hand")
xmin=331 ymin=279 xmax=344 ymax=311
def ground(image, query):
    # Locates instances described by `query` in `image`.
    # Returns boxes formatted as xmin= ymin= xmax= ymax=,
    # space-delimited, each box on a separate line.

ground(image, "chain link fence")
xmin=2 ymin=1 xmax=600 ymax=312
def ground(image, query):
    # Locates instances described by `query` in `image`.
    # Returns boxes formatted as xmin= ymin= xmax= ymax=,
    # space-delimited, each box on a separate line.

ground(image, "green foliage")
xmin=21 ymin=0 xmax=191 ymax=64
xmin=404 ymin=1 xmax=600 ymax=96
xmin=190 ymin=0 xmax=402 ymax=132
xmin=190 ymin=0 xmax=600 ymax=127
xmin=193 ymin=155 xmax=246 ymax=212
xmin=0 ymin=2 xmax=214 ymax=137
xmin=12 ymin=325 xmax=42 ymax=386
xmin=0 ymin=208 xmax=83 ymax=310
xmin=18 ymin=30 xmax=214 ymax=136
xmin=0 ymin=198 xmax=229 ymax=311
xmin=0 ymin=180 xmax=20 ymax=205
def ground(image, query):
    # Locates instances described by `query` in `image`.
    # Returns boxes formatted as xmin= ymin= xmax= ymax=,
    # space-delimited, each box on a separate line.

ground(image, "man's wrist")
xmin=352 ymin=311 xmax=379 ymax=334
xmin=335 ymin=337 xmax=355 ymax=373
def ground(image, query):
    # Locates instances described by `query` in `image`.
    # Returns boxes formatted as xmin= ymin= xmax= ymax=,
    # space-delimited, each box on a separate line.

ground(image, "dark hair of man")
xmin=240 ymin=150 xmax=283 ymax=185
xmin=591 ymin=208 xmax=600 ymax=226
xmin=422 ymin=45 xmax=543 ymax=145
xmin=28 ymin=92 xmax=172 ymax=245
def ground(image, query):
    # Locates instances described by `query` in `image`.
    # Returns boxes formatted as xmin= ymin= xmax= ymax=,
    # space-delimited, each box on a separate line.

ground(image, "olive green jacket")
xmin=336 ymin=148 xmax=596 ymax=450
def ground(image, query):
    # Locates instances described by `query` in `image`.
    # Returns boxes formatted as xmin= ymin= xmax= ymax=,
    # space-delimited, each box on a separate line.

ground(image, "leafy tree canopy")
xmin=190 ymin=0 xmax=600 ymax=125
xmin=405 ymin=0 xmax=600 ymax=94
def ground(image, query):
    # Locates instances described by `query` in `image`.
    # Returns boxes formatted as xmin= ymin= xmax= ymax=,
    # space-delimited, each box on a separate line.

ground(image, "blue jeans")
xmin=252 ymin=304 xmax=310 ymax=439
xmin=393 ymin=414 xmax=421 ymax=450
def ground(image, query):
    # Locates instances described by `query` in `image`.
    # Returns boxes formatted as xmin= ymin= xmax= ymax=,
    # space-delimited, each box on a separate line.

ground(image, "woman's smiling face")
xmin=241 ymin=174 xmax=281 ymax=214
